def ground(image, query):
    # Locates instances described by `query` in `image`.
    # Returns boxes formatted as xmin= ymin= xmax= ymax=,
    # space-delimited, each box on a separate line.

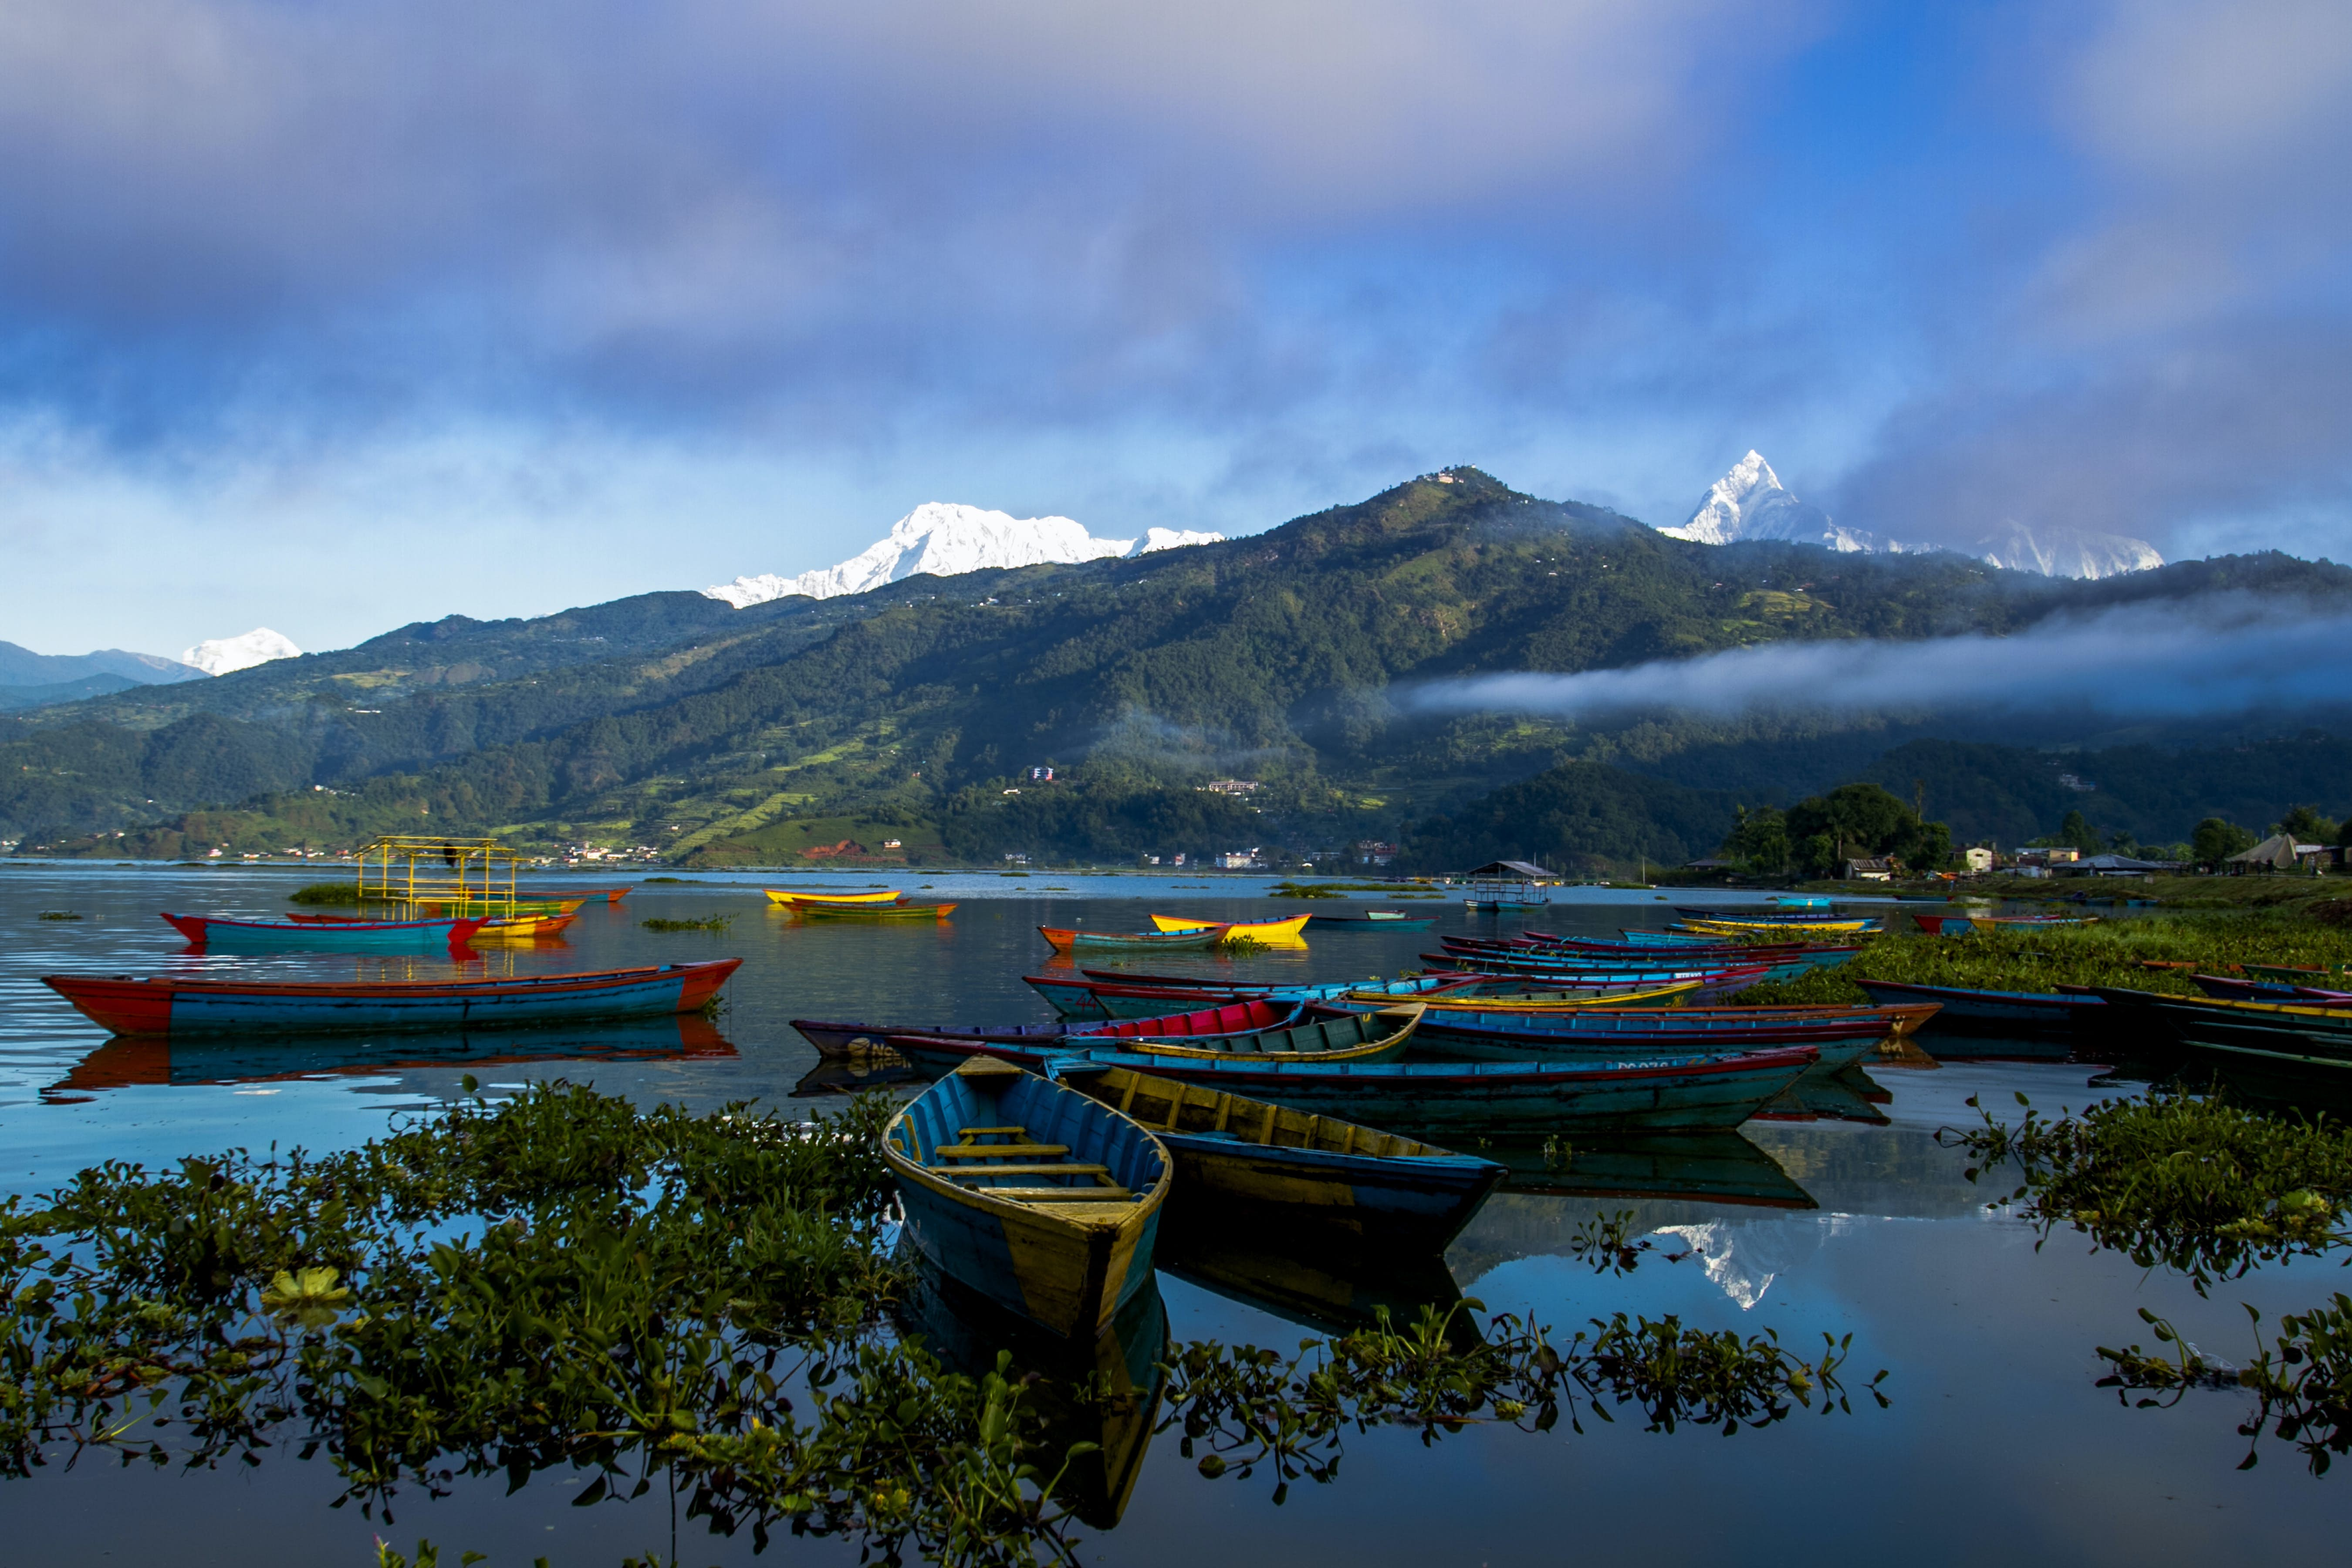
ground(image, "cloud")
xmin=1406 ymin=596 xmax=2352 ymax=724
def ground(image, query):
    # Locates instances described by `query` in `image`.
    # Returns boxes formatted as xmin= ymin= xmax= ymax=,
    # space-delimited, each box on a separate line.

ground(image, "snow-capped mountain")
xmin=704 ymin=504 xmax=1222 ymax=608
xmin=1655 ymin=451 xmax=1892 ymax=553
xmin=181 ymin=628 xmax=302 ymax=676
xmin=1975 ymin=525 xmax=2165 ymax=580
xmin=1652 ymin=451 xmax=2162 ymax=580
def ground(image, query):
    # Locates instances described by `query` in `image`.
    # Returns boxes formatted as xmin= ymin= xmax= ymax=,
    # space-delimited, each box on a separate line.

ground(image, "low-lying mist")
xmin=1406 ymin=595 xmax=2352 ymax=725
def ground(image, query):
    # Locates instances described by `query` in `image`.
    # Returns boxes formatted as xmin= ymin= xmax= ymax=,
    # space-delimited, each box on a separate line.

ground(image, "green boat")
xmin=798 ymin=901 xmax=959 ymax=920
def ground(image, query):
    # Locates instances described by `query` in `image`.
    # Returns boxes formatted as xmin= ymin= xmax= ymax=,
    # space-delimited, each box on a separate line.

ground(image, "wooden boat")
xmin=50 ymin=1013 xmax=734 ymax=1095
xmin=1853 ymin=978 xmax=2106 ymax=1038
xmin=2244 ymin=962 xmax=2348 ymax=985
xmin=1056 ymin=1061 xmax=1504 ymax=1251
xmin=1394 ymin=1010 xmax=1896 ymax=1069
xmin=884 ymin=1003 xmax=1426 ymax=1075
xmin=1040 ymin=925 xmax=1230 ymax=953
xmin=1345 ymin=980 xmax=1706 ymax=1010
xmin=882 ymin=1057 xmax=1171 ymax=1339
xmin=796 ymin=900 xmax=959 ymax=920
xmin=1028 ymin=971 xmax=1479 ymax=1021
xmin=791 ymin=997 xmax=1313 ymax=1062
xmin=1061 ymin=1044 xmax=1821 ymax=1135
xmin=2089 ymin=987 xmax=2352 ymax=1070
xmin=161 ymin=912 xmax=487 ymax=950
xmin=412 ymin=897 xmax=588 ymax=917
xmin=1675 ymin=906 xmax=1867 ymax=925
xmin=1147 ymin=912 xmax=1312 ymax=940
xmin=763 ymin=888 xmax=904 ymax=906
xmin=2190 ymin=973 xmax=2352 ymax=1004
xmin=42 ymin=959 xmax=742 ymax=1038
xmin=468 ymin=912 xmax=578 ymax=941
xmin=1305 ymin=910 xmax=1437 ymax=929
xmin=1678 ymin=916 xmax=1881 ymax=936
xmin=1439 ymin=939 xmax=1818 ymax=986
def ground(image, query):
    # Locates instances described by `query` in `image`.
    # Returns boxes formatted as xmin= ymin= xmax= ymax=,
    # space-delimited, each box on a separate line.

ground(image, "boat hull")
xmin=161 ymin=912 xmax=486 ymax=951
xmin=42 ymin=959 xmax=741 ymax=1038
xmin=1041 ymin=926 xmax=1227 ymax=953
xmin=884 ymin=1063 xmax=1170 ymax=1340
xmin=1855 ymin=978 xmax=2104 ymax=1035
xmin=1067 ymin=1046 xmax=1818 ymax=1134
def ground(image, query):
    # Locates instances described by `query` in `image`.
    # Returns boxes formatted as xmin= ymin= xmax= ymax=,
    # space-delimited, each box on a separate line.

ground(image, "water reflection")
xmin=1155 ymin=1223 xmax=1472 ymax=1342
xmin=892 ymin=1262 xmax=1170 ymax=1528
xmin=1482 ymin=1131 xmax=1816 ymax=1210
xmin=44 ymin=1014 xmax=736 ymax=1100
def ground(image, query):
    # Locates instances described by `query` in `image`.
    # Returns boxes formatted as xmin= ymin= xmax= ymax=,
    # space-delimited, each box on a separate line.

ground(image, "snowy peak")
xmin=1656 ymin=450 xmax=1882 ymax=552
xmin=1975 ymin=525 xmax=2164 ymax=581
xmin=704 ymin=503 xmax=1223 ymax=607
xmin=182 ymin=628 xmax=302 ymax=676
xmin=1652 ymin=452 xmax=2162 ymax=579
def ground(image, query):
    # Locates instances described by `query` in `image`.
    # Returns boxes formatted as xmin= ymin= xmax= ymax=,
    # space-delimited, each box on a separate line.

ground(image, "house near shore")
xmin=2225 ymin=835 xmax=2331 ymax=873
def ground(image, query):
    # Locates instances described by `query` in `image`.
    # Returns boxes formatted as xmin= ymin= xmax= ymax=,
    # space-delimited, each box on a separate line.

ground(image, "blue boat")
xmin=1054 ymin=1061 xmax=1505 ymax=1252
xmin=882 ymin=1056 xmax=1172 ymax=1339
xmin=1852 ymin=978 xmax=2106 ymax=1036
xmin=1394 ymin=1009 xmax=1889 ymax=1069
xmin=1063 ymin=1044 xmax=1820 ymax=1134
xmin=162 ymin=911 xmax=487 ymax=951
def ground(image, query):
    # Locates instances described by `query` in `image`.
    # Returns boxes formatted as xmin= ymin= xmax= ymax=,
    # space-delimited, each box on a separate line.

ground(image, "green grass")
xmin=1729 ymin=910 xmax=2352 ymax=1006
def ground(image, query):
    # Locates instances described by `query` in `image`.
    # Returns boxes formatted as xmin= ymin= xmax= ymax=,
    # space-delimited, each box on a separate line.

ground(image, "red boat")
xmin=43 ymin=960 xmax=742 ymax=1037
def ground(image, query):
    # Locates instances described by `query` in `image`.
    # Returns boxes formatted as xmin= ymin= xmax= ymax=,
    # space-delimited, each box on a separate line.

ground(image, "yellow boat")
xmin=1146 ymin=912 xmax=1313 ymax=941
xmin=764 ymin=889 xmax=905 ymax=906
xmin=468 ymin=912 xmax=579 ymax=941
xmin=1682 ymin=917 xmax=1876 ymax=935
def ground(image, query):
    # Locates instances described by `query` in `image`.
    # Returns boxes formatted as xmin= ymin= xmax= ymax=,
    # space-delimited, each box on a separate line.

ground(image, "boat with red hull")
xmin=42 ymin=959 xmax=742 ymax=1037
xmin=162 ymin=912 xmax=488 ymax=951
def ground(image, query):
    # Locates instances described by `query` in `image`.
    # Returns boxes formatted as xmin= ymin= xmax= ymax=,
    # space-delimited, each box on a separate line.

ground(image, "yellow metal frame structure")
xmin=356 ymin=836 xmax=524 ymax=916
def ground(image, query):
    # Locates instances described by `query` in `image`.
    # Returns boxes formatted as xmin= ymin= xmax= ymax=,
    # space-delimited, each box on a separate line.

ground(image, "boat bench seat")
xmin=961 ymin=1186 xmax=1134 ymax=1202
xmin=939 ymin=1142 xmax=1069 ymax=1160
xmin=939 ymin=1162 xmax=1111 ymax=1178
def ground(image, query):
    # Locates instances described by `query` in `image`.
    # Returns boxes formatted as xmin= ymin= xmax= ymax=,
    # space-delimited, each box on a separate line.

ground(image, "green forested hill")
xmin=9 ymin=469 xmax=2351 ymax=868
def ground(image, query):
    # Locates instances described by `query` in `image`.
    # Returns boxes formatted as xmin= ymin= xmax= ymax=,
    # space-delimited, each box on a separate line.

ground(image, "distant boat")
xmin=764 ymin=888 xmax=904 ymax=906
xmin=879 ymin=1002 xmax=1426 ymax=1075
xmin=795 ymin=893 xmax=960 ymax=921
xmin=1148 ymin=912 xmax=1312 ymax=941
xmin=161 ymin=912 xmax=487 ymax=951
xmin=1056 ymin=1060 xmax=1504 ymax=1252
xmin=42 ymin=960 xmax=741 ymax=1038
xmin=882 ymin=1057 xmax=1171 ymax=1339
xmin=1039 ymin=925 xmax=1230 ymax=953
xmin=467 ymin=912 xmax=579 ymax=941
xmin=791 ymin=997 xmax=1315 ymax=1062
xmin=1305 ymin=911 xmax=1437 ymax=929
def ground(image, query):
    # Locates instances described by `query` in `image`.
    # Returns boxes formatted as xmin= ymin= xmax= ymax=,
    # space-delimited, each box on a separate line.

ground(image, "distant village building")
xmin=1203 ymin=779 xmax=1259 ymax=794
xmin=1843 ymin=856 xmax=1896 ymax=882
xmin=1217 ymin=848 xmax=1265 ymax=870
xmin=2224 ymin=835 xmax=2329 ymax=874
xmin=1029 ymin=767 xmax=1054 ymax=781
xmin=1003 ymin=852 xmax=1030 ymax=865
xmin=2058 ymin=853 xmax=2172 ymax=877
xmin=1354 ymin=839 xmax=1398 ymax=867
xmin=1963 ymin=847 xmax=1995 ymax=873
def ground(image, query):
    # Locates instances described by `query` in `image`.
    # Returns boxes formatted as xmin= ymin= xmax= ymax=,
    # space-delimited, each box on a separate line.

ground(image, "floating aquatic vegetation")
xmin=640 ymin=914 xmax=734 ymax=932
xmin=1941 ymin=1088 xmax=2352 ymax=1291
xmin=1162 ymin=1300 xmax=1879 ymax=1502
xmin=0 ymin=1086 xmax=1887 ymax=1563
xmin=34 ymin=911 xmax=81 ymax=921
xmin=2098 ymin=1296 xmax=2352 ymax=1475
xmin=1213 ymin=934 xmax=1270 ymax=954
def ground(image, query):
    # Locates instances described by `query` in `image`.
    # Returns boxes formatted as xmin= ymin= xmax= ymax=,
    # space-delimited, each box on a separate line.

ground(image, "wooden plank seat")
xmin=939 ymin=1162 xmax=1112 ymax=1178
xmin=937 ymin=1142 xmax=1070 ymax=1160
xmin=954 ymin=1186 xmax=1135 ymax=1201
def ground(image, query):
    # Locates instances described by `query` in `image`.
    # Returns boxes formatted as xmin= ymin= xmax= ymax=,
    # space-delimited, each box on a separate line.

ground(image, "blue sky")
xmin=3 ymin=0 xmax=2349 ymax=658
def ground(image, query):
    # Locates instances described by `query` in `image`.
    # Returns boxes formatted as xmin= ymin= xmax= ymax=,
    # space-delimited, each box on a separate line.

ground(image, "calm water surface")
xmin=0 ymin=865 xmax=2337 ymax=1565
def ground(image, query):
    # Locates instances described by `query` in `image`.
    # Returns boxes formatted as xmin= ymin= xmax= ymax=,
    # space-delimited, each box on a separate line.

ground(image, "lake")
xmin=0 ymin=864 xmax=2338 ymax=1565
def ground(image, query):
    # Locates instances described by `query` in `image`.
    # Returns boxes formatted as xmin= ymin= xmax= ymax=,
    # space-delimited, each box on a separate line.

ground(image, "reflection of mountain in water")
xmin=1649 ymin=1221 xmax=1803 ymax=1310
xmin=44 ymin=1014 xmax=737 ymax=1100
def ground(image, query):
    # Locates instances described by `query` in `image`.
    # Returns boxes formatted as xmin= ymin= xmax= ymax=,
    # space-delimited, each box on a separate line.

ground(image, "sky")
xmin=3 ymin=0 xmax=2350 ymax=659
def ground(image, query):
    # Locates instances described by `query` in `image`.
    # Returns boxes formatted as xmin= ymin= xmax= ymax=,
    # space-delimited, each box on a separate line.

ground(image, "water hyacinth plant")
xmin=0 ymin=1085 xmax=1886 ymax=1565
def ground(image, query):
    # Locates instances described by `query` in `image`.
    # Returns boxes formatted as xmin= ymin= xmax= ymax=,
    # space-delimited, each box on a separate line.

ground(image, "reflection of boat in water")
xmin=1156 ymin=1223 xmax=1475 ymax=1342
xmin=1750 ymin=1062 xmax=1892 ymax=1125
xmin=791 ymin=1056 xmax=928 ymax=1098
xmin=892 ymin=1262 xmax=1169 ymax=1529
xmin=1481 ymin=1132 xmax=1817 ymax=1210
xmin=45 ymin=1014 xmax=736 ymax=1097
